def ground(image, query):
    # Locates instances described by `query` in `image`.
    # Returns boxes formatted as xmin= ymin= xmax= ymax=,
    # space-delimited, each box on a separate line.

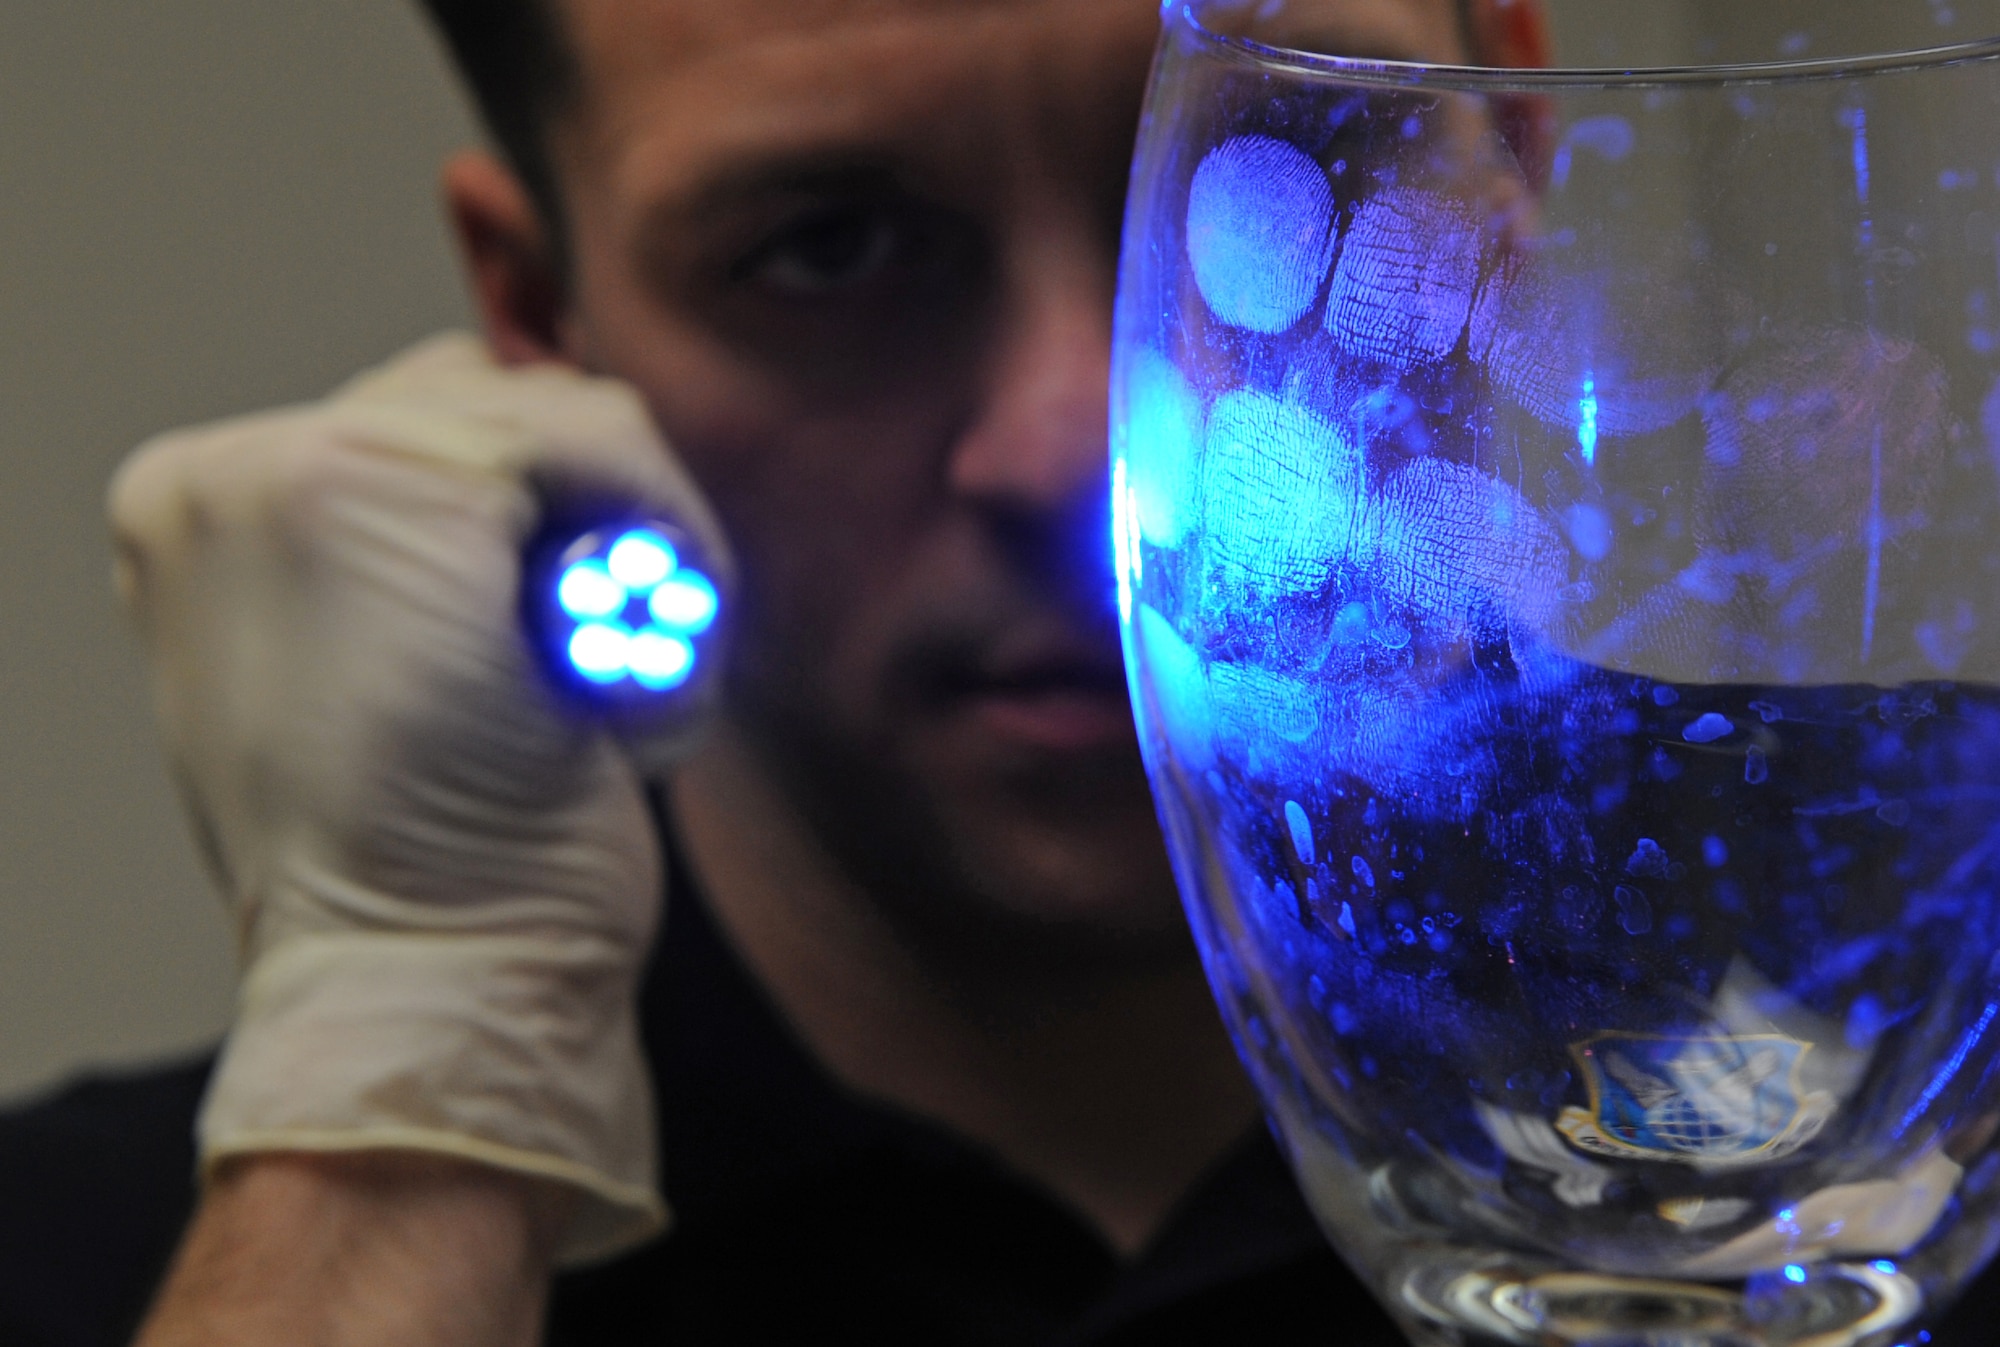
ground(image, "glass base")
xmin=1397 ymin=1257 xmax=1921 ymax=1347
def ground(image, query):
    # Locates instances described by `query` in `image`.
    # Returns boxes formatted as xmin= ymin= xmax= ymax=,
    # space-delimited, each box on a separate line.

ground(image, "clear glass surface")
xmin=1112 ymin=3 xmax=2000 ymax=1342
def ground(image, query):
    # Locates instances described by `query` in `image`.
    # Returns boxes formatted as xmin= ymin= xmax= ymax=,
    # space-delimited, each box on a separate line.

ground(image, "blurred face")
xmin=541 ymin=0 xmax=1468 ymax=950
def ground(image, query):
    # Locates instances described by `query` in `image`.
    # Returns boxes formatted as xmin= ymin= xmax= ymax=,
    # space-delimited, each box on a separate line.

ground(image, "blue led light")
xmin=1783 ymin=1264 xmax=1808 ymax=1285
xmin=1873 ymin=1260 xmax=1899 ymax=1275
xmin=532 ymin=517 xmax=723 ymax=703
xmin=607 ymin=530 xmax=676 ymax=589
xmin=648 ymin=573 xmax=719 ymax=634
xmin=557 ymin=561 xmax=626 ymax=620
xmin=627 ymin=631 xmax=695 ymax=690
xmin=569 ymin=623 xmax=632 ymax=683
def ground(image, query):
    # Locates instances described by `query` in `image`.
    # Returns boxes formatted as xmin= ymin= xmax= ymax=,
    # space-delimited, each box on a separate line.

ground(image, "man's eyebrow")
xmin=654 ymin=155 xmax=920 ymax=231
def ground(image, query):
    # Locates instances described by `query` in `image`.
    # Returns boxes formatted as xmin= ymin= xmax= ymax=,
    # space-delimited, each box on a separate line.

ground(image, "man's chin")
xmin=733 ymin=691 xmax=1189 ymax=962
xmin=898 ymin=767 xmax=1194 ymax=965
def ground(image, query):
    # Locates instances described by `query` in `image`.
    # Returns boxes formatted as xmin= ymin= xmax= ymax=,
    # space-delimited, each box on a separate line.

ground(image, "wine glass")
xmin=1113 ymin=3 xmax=2000 ymax=1342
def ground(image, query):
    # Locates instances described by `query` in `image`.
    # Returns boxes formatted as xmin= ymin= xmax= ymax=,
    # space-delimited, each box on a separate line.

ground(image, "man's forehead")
xmin=556 ymin=0 xmax=1463 ymax=88
xmin=543 ymin=0 xmax=1466 ymax=216
xmin=548 ymin=0 xmax=1159 ymax=200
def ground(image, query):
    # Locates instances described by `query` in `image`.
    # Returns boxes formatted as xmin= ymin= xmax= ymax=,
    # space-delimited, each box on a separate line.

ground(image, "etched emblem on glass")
xmin=1557 ymin=1033 xmax=1834 ymax=1166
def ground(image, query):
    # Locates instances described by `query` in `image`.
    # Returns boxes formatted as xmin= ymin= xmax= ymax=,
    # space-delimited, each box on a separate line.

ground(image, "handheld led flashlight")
xmin=525 ymin=518 xmax=722 ymax=709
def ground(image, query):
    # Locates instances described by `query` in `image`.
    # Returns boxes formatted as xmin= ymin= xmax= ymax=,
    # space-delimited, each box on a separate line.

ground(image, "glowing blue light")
xmin=607 ymin=531 xmax=676 ymax=589
xmin=1122 ymin=352 xmax=1203 ymax=547
xmin=649 ymin=573 xmax=719 ymax=634
xmin=1873 ymin=1260 xmax=1899 ymax=1275
xmin=1850 ymin=106 xmax=1873 ymax=209
xmin=568 ymin=623 xmax=631 ymax=683
xmin=627 ymin=631 xmax=695 ymax=690
xmin=557 ymin=561 xmax=627 ymax=620
xmin=1845 ymin=105 xmax=1876 ymax=252
xmin=1784 ymin=1264 xmax=1808 ymax=1285
xmin=1112 ymin=458 xmax=1138 ymax=624
xmin=1578 ymin=376 xmax=1600 ymax=466
xmin=1136 ymin=603 xmax=1213 ymax=770
xmin=1897 ymin=998 xmax=2000 ymax=1136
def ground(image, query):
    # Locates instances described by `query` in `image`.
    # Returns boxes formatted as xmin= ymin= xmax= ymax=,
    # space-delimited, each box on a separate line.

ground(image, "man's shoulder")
xmin=0 ymin=1054 xmax=213 ymax=1347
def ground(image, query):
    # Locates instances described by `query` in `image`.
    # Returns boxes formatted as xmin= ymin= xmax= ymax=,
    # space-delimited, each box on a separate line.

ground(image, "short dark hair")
xmin=415 ymin=0 xmax=580 ymax=243
xmin=416 ymin=0 xmax=1487 ymax=245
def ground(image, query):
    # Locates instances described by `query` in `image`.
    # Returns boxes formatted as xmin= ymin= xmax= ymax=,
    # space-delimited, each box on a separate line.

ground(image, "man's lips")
xmin=940 ymin=655 xmax=1135 ymax=751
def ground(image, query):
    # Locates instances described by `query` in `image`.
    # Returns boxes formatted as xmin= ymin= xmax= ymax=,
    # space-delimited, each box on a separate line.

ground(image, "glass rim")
xmin=1175 ymin=3 xmax=2000 ymax=90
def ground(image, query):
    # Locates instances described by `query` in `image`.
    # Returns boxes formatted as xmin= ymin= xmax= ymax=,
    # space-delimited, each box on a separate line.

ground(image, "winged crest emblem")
xmin=1556 ymin=1032 xmax=1834 ymax=1166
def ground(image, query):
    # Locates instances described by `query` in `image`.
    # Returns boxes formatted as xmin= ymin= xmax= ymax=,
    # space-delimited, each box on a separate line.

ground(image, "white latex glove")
xmin=109 ymin=333 xmax=730 ymax=1264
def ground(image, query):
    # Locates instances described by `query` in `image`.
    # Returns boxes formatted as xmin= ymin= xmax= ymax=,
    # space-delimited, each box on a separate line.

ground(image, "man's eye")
xmin=737 ymin=206 xmax=904 ymax=295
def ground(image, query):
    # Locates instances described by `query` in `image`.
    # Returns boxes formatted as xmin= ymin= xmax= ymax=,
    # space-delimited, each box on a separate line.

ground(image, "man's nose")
xmin=946 ymin=223 xmax=1114 ymax=515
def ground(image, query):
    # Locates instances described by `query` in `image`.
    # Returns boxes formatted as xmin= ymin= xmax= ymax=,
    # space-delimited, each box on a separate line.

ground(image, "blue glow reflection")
xmin=1579 ymin=376 xmax=1600 ymax=466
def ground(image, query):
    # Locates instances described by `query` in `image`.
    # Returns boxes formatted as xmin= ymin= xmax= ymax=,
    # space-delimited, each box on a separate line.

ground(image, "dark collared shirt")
xmin=4 ymin=854 xmax=1999 ymax=1345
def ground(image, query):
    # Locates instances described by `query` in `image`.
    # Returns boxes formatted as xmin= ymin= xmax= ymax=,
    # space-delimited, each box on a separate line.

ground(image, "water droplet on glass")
xmin=1284 ymin=799 xmax=1314 ymax=865
xmin=1684 ymin=712 xmax=1735 ymax=744
xmin=1626 ymin=838 xmax=1670 ymax=877
xmin=1614 ymin=885 xmax=1653 ymax=935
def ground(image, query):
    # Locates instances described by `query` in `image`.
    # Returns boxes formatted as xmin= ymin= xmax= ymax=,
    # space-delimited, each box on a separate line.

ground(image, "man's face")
xmin=539 ymin=0 xmax=1466 ymax=952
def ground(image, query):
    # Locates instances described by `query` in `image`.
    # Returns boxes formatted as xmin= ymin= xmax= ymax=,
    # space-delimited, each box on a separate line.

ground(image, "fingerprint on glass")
xmin=1200 ymin=390 xmax=1364 ymax=595
xmin=1186 ymin=135 xmax=1336 ymax=335
xmin=1323 ymin=187 xmax=1485 ymax=367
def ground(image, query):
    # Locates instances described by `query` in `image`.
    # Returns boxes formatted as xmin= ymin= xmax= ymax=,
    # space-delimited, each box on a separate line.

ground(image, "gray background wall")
xmin=0 ymin=1 xmax=477 ymax=1101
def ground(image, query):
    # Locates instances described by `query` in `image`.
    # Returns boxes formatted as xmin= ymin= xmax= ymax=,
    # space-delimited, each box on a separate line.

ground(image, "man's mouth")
xmin=943 ymin=652 xmax=1134 ymax=752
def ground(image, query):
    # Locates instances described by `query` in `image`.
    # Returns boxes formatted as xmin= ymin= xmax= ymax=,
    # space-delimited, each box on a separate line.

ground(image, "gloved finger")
xmin=326 ymin=334 xmax=735 ymax=593
xmin=108 ymin=406 xmax=364 ymax=630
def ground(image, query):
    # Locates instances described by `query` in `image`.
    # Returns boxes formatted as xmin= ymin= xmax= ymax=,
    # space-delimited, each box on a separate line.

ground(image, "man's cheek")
xmin=724 ymin=537 xmax=887 ymax=733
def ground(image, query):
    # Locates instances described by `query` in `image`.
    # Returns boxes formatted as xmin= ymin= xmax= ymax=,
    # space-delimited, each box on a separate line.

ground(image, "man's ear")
xmin=444 ymin=151 xmax=578 ymax=367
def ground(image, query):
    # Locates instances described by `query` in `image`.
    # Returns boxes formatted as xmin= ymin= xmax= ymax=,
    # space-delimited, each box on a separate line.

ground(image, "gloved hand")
xmin=108 ymin=333 xmax=730 ymax=1264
